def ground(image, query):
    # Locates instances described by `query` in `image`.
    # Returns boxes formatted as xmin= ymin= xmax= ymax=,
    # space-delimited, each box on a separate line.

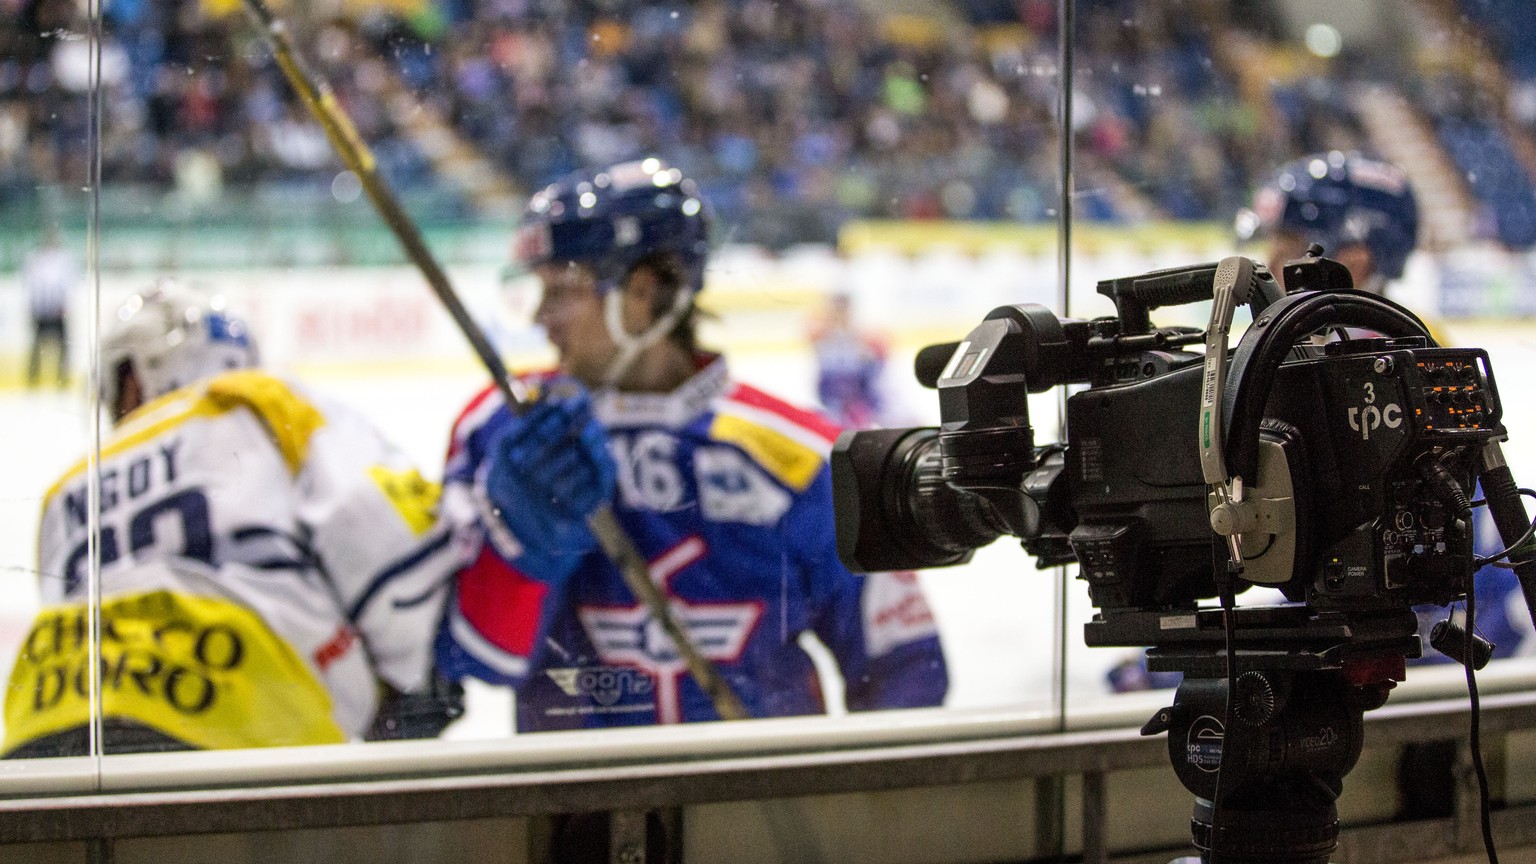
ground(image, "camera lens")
xmin=901 ymin=434 xmax=1008 ymax=555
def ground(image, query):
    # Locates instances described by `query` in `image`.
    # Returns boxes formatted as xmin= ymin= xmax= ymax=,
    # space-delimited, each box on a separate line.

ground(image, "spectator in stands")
xmin=19 ymin=228 xmax=75 ymax=388
xmin=6 ymin=0 xmax=1073 ymax=244
xmin=3 ymin=0 xmax=1454 ymax=248
xmin=4 ymin=283 xmax=460 ymax=757
xmin=434 ymin=158 xmax=949 ymax=733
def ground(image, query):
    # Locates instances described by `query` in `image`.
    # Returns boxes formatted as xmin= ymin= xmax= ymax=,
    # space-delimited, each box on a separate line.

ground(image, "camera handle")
xmin=1097 ymin=258 xmax=1286 ymax=336
xmin=1199 ymin=256 xmax=1269 ymax=574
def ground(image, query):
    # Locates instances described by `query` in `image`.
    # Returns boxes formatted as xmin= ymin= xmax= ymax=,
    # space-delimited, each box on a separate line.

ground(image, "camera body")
xmin=832 ymin=253 xmax=1522 ymax=864
xmin=832 ymin=257 xmax=1503 ymax=664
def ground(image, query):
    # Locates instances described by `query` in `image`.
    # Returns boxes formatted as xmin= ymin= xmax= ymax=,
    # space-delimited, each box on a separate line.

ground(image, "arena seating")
xmin=4 ymin=0 xmax=1536 ymax=253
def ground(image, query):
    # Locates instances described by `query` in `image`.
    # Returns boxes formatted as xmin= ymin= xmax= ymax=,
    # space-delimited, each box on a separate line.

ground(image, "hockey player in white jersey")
xmin=4 ymin=285 xmax=459 ymax=756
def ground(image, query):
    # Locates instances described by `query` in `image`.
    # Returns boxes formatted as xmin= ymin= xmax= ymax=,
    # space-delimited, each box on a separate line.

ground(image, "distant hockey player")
xmin=20 ymin=229 xmax=77 ymax=389
xmin=435 ymin=159 xmax=949 ymax=732
xmin=1239 ymin=150 xmax=1420 ymax=296
xmin=4 ymin=284 xmax=459 ymax=757
xmin=809 ymin=291 xmax=890 ymax=429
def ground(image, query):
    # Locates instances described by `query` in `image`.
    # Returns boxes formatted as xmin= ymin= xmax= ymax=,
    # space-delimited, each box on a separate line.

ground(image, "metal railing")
xmin=2 ymin=687 xmax=1535 ymax=864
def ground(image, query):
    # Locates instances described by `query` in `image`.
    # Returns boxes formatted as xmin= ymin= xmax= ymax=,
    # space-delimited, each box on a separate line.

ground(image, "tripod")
xmin=1146 ymin=667 xmax=1394 ymax=864
xmin=1104 ymin=606 xmax=1419 ymax=864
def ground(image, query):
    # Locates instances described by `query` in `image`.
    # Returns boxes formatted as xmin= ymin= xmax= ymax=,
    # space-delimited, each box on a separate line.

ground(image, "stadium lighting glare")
xmin=1305 ymin=23 xmax=1343 ymax=59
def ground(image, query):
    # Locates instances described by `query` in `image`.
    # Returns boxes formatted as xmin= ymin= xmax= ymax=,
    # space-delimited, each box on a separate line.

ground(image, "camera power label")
xmin=1186 ymin=714 xmax=1225 ymax=773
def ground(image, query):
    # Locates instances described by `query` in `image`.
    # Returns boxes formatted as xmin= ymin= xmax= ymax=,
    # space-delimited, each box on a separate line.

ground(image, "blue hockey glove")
xmin=483 ymin=385 xmax=617 ymax=579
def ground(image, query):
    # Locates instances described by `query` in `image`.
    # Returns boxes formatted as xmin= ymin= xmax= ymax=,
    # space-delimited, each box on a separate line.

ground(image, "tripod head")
xmin=1138 ymin=606 xmax=1415 ymax=864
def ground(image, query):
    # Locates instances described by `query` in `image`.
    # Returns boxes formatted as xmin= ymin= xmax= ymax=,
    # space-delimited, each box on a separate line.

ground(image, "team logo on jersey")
xmin=3 ymin=591 xmax=345 ymax=754
xmin=545 ymin=665 xmax=655 ymax=707
xmin=574 ymin=536 xmax=763 ymax=723
xmin=367 ymin=466 xmax=441 ymax=535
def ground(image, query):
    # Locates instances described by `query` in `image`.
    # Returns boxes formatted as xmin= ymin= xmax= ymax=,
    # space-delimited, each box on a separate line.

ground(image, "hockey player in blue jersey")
xmin=435 ymin=158 xmax=949 ymax=731
xmin=810 ymin=291 xmax=891 ymax=429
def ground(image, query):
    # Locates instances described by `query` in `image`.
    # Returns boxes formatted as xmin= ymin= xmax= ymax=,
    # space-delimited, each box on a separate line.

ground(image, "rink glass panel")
xmin=21 ymin=0 xmax=1072 ymax=771
xmin=0 ymin=0 xmax=1525 ymax=797
xmin=0 ymin=0 xmax=104 ymax=781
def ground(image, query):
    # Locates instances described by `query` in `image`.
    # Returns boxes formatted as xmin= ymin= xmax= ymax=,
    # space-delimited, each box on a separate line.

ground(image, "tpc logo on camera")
xmin=1347 ymin=382 xmax=1402 ymax=441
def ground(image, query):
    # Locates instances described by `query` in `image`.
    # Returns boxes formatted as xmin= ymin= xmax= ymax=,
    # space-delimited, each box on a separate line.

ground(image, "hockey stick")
xmin=240 ymin=0 xmax=750 ymax=722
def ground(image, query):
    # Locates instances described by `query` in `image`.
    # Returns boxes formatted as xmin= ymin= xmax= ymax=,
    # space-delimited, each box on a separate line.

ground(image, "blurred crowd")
xmin=4 ymin=0 xmax=1536 ymax=249
xmin=0 ymin=0 xmax=438 ymax=204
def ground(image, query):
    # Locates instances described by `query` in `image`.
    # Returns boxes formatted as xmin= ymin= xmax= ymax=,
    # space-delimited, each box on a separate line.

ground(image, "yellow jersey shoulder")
xmin=41 ymin=370 xmax=326 ymax=515
xmin=201 ymin=370 xmax=327 ymax=475
xmin=710 ymin=383 xmax=843 ymax=492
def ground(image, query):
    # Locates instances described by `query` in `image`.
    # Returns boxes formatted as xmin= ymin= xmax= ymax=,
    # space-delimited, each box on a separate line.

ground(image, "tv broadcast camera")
xmin=832 ymin=250 xmax=1536 ymax=864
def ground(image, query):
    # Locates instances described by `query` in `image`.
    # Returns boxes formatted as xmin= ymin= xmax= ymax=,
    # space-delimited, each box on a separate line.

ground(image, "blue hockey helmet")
xmin=512 ymin=158 xmax=712 ymax=296
xmin=1238 ymin=151 xmax=1419 ymax=281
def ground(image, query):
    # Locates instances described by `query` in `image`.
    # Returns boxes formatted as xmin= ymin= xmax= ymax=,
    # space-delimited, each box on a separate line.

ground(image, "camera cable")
xmin=1208 ymin=560 xmax=1242 ymax=864
xmin=1471 ymin=488 xmax=1536 ymax=570
xmin=1460 ymin=486 xmax=1536 ymax=864
xmin=1196 ymin=256 xmax=1263 ymax=863
xmin=1462 ymin=576 xmax=1499 ymax=864
xmin=1428 ymin=459 xmax=1502 ymax=864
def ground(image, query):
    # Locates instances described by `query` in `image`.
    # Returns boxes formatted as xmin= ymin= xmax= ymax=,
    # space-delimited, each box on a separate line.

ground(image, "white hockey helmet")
xmin=102 ymin=281 xmax=259 ymax=415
